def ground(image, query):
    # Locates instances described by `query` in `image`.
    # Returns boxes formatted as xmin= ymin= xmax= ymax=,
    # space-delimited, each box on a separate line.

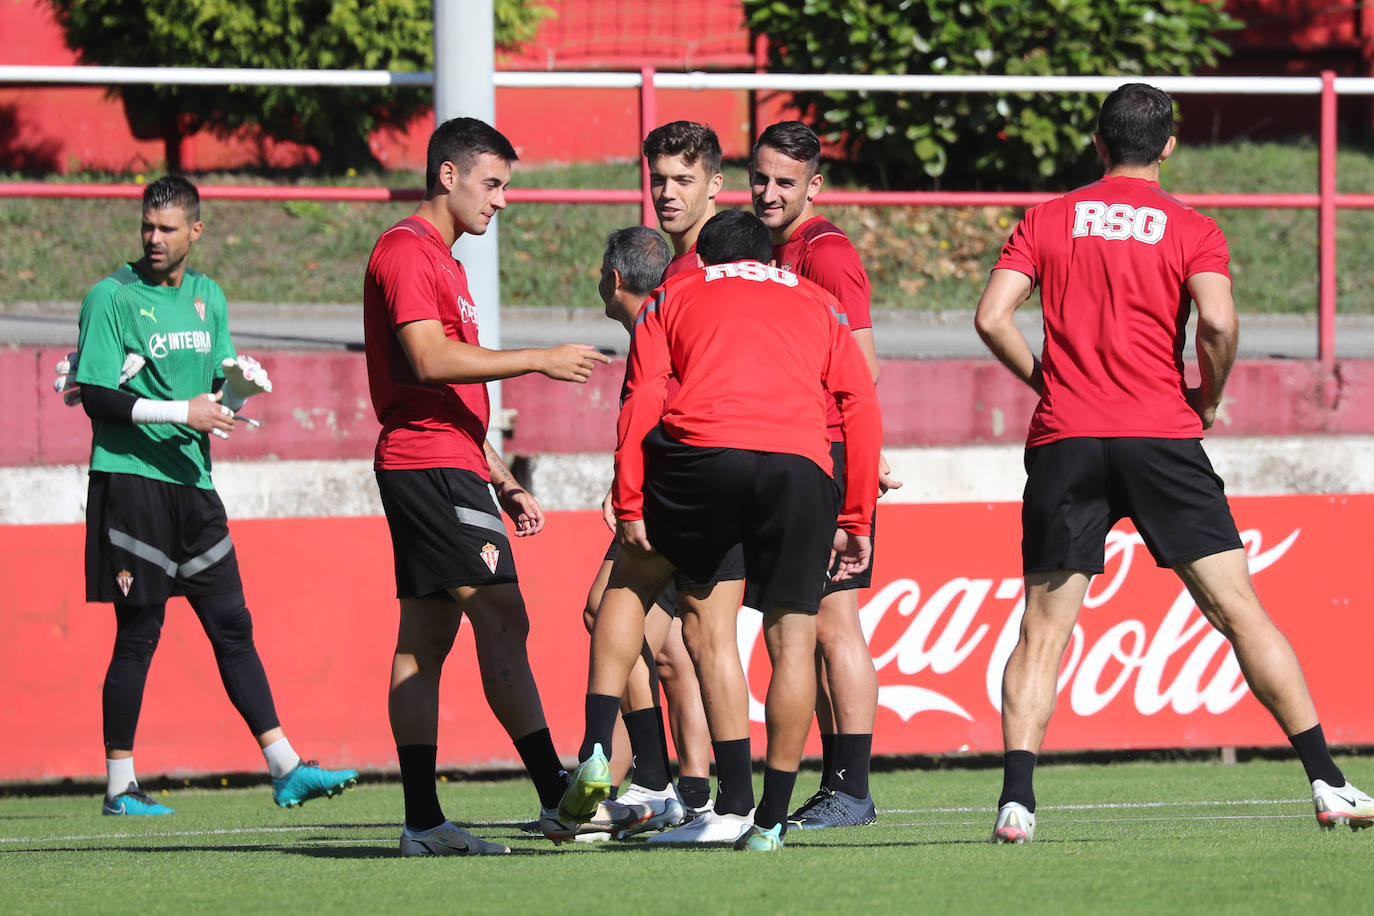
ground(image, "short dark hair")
xmin=426 ymin=117 xmax=519 ymax=195
xmin=696 ymin=209 xmax=772 ymax=265
xmin=143 ymin=175 xmax=200 ymax=222
xmin=1097 ymin=83 xmax=1174 ymax=167
xmin=603 ymin=226 xmax=672 ymax=295
xmin=642 ymin=121 xmax=722 ymax=177
xmin=753 ymin=120 xmax=821 ymax=175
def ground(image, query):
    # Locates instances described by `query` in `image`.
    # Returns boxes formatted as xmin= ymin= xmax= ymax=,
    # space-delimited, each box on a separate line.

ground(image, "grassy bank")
xmin=3 ymin=141 xmax=1373 ymax=312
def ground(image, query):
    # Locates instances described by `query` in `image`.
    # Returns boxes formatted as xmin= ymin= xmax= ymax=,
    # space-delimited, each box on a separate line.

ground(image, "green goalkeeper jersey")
xmin=76 ymin=263 xmax=236 ymax=489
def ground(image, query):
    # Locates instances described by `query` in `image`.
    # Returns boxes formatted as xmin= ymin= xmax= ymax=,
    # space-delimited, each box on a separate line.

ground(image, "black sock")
xmin=623 ymin=708 xmax=670 ymax=791
xmin=397 ymin=744 xmax=444 ymax=832
xmin=755 ymin=767 xmax=798 ymax=834
xmin=1289 ymin=724 xmax=1345 ymax=786
xmin=654 ymin=705 xmax=674 ymax=782
xmin=818 ymin=733 xmax=836 ymax=789
xmin=578 ymin=693 xmax=622 ymax=762
xmin=998 ymin=750 xmax=1037 ymax=813
xmin=513 ymin=728 xmax=567 ymax=810
xmin=678 ymin=775 xmax=710 ymax=810
xmin=831 ymin=733 xmax=872 ymax=799
xmin=712 ymin=738 xmax=754 ymax=816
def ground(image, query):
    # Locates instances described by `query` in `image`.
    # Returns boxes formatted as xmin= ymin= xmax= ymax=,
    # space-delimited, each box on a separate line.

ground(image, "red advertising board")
xmin=1 ymin=496 xmax=1370 ymax=782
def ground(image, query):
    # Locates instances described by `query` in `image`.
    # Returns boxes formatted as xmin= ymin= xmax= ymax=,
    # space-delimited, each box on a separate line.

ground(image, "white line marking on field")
xmin=0 ymin=800 xmax=1316 ymax=846
xmin=884 ymin=798 xmax=1307 ymax=814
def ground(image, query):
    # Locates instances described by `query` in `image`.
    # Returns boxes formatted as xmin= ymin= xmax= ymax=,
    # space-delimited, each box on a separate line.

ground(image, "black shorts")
xmin=824 ymin=439 xmax=876 ymax=594
xmin=85 ymin=471 xmax=242 ymax=603
xmin=1021 ymin=437 xmax=1243 ymax=575
xmin=643 ymin=426 xmax=837 ymax=614
xmin=376 ymin=468 xmax=518 ymax=599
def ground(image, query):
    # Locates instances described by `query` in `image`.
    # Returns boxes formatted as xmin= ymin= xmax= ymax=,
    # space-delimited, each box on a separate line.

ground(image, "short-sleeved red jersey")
xmin=615 ymin=261 xmax=882 ymax=535
xmin=363 ymin=216 xmax=490 ymax=475
xmin=774 ymin=215 xmax=873 ymax=440
xmin=994 ymin=175 xmax=1230 ymax=446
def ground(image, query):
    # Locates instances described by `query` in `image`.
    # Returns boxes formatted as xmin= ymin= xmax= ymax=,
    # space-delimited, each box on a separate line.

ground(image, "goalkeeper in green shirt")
xmin=58 ymin=176 xmax=358 ymax=816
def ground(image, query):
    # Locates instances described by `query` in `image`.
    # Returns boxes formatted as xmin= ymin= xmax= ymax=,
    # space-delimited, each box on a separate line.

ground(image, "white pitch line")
xmin=884 ymin=798 xmax=1307 ymax=814
xmin=0 ymin=824 xmax=384 ymax=845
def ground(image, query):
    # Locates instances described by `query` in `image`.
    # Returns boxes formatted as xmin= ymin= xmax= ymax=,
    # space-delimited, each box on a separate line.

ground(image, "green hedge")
xmin=745 ymin=0 xmax=1239 ymax=188
xmin=47 ymin=0 xmax=551 ymax=170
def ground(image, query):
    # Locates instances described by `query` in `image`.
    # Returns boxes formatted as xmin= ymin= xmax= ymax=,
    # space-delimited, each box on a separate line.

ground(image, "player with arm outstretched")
xmin=364 ymin=117 xmax=642 ymax=858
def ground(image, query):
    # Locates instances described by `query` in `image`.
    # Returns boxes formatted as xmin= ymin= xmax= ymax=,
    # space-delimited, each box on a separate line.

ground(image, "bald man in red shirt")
xmin=975 ymin=83 xmax=1373 ymax=844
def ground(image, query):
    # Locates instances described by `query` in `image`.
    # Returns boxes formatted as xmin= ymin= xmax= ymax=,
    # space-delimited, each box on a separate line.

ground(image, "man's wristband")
xmin=131 ymin=398 xmax=191 ymax=425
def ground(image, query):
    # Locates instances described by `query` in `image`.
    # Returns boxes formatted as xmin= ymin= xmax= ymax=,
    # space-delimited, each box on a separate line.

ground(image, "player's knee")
xmin=195 ymin=591 xmax=256 ymax=656
xmin=112 ymin=603 xmax=165 ymax=664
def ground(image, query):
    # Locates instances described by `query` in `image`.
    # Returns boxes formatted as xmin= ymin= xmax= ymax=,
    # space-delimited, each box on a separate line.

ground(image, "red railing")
xmin=2 ymin=67 xmax=1369 ymax=366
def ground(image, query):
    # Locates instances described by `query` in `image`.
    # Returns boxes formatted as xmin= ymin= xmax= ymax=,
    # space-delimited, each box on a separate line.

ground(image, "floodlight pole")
xmin=434 ymin=0 xmax=507 ymax=450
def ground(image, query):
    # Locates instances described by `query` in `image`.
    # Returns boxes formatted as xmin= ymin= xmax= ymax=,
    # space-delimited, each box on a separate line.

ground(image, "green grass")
xmin=4 ymin=142 xmax=1374 ymax=312
xmin=2 ymin=756 xmax=1370 ymax=914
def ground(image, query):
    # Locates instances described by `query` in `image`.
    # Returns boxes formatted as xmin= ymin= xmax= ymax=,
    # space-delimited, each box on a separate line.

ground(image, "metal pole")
xmin=435 ymin=0 xmax=507 ymax=443
xmin=640 ymin=66 xmax=657 ymax=227
xmin=1319 ymin=70 xmax=1337 ymax=372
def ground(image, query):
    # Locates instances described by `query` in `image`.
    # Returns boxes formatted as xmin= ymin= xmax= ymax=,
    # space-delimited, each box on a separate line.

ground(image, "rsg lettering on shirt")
xmin=1072 ymin=201 xmax=1168 ymax=245
xmin=147 ymin=329 xmax=213 ymax=358
xmin=457 ymin=295 xmax=479 ymax=326
xmin=703 ymin=262 xmax=800 ymax=286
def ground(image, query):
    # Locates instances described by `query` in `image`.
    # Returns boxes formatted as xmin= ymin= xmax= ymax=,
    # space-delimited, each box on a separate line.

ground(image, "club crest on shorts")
xmin=194 ymin=298 xmax=206 ymax=322
xmin=480 ymin=542 xmax=500 ymax=574
xmin=115 ymin=569 xmax=134 ymax=597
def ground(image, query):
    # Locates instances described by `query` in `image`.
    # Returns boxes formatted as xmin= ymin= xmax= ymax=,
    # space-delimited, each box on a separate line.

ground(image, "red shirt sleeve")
xmin=614 ymin=290 xmax=672 ymax=521
xmin=373 ymin=231 xmax=443 ymax=329
xmin=1186 ymin=217 xmax=1231 ymax=280
xmin=993 ymin=207 xmax=1038 ymax=281
xmin=820 ymin=297 xmax=883 ymax=534
xmin=807 ymin=236 xmax=873 ymax=331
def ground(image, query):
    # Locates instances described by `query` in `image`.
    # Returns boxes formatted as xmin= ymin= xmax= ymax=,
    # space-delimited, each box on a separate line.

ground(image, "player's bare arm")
xmin=397 ymin=318 xmax=610 ymax=384
xmin=974 ymin=268 xmax=1042 ymax=394
xmin=484 ymin=439 xmax=545 ymax=536
xmin=1186 ymin=271 xmax=1239 ymax=429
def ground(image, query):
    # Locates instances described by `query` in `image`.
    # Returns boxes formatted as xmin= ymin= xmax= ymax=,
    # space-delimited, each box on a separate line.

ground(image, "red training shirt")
xmin=363 ymin=216 xmax=490 ymax=475
xmin=615 ymin=260 xmax=882 ymax=535
xmin=995 ymin=176 xmax=1230 ymax=447
xmin=774 ymin=215 xmax=873 ymax=440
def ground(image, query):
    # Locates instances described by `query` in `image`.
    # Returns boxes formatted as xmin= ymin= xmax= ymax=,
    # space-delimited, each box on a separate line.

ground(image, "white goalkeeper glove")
xmin=220 ymin=355 xmax=272 ymax=411
xmin=54 ymin=351 xmax=146 ymax=406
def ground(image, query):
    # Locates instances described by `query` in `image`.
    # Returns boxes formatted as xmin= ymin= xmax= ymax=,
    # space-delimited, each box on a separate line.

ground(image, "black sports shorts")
xmin=85 ymin=471 xmax=243 ymax=603
xmin=1021 ymin=437 xmax=1243 ymax=575
xmin=642 ymin=426 xmax=837 ymax=614
xmin=824 ymin=438 xmax=876 ymax=594
xmin=376 ymin=467 xmax=518 ymax=599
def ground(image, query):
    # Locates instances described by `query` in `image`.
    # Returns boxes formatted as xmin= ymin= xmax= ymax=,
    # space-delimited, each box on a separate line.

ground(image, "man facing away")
xmin=974 ymin=83 xmax=1374 ymax=843
xmin=751 ymin=120 xmax=900 ymax=828
xmin=558 ymin=209 xmax=883 ymax=852
xmin=70 ymin=175 xmax=357 ymax=816
xmin=363 ymin=117 xmax=638 ymax=857
xmin=573 ymin=122 xmax=722 ymax=827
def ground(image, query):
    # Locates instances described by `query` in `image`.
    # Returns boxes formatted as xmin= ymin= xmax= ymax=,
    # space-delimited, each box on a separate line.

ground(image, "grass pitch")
xmin=1 ymin=756 xmax=1369 ymax=915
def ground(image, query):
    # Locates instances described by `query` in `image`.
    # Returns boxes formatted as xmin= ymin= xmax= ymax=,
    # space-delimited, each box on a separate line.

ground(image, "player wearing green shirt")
xmin=64 ymin=176 xmax=358 ymax=818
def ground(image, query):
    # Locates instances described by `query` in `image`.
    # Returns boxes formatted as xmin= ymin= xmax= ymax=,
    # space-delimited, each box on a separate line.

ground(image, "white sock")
xmin=262 ymin=737 xmax=302 ymax=779
xmin=106 ymin=757 xmax=136 ymax=799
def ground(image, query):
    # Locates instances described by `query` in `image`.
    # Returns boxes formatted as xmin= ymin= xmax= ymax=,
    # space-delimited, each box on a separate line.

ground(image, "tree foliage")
xmin=48 ymin=0 xmax=551 ymax=169
xmin=744 ymin=0 xmax=1240 ymax=188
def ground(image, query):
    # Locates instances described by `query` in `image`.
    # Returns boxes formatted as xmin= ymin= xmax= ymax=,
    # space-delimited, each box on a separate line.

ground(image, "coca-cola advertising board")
xmin=1 ymin=495 xmax=1369 ymax=781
